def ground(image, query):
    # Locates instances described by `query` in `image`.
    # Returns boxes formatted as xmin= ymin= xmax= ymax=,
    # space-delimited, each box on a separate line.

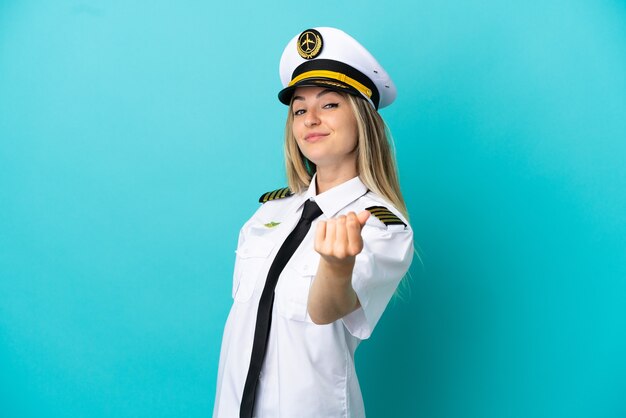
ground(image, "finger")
xmin=357 ymin=210 xmax=371 ymax=227
xmin=335 ymin=215 xmax=348 ymax=257
xmin=325 ymin=219 xmax=336 ymax=247
xmin=346 ymin=213 xmax=364 ymax=255
xmin=315 ymin=221 xmax=327 ymax=253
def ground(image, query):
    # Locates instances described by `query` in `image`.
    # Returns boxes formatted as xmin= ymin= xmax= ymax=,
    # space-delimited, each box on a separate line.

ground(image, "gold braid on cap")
xmin=288 ymin=70 xmax=373 ymax=99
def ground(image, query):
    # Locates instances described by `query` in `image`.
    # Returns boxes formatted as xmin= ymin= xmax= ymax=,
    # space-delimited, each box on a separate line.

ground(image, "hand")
xmin=309 ymin=211 xmax=370 ymax=323
xmin=314 ymin=211 xmax=371 ymax=265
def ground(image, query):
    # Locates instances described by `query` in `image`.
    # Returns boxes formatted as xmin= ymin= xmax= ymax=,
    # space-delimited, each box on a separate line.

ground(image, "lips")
xmin=304 ymin=132 xmax=329 ymax=142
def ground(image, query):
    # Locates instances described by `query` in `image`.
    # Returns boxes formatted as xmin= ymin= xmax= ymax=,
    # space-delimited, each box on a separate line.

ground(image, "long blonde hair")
xmin=284 ymin=92 xmax=408 ymax=219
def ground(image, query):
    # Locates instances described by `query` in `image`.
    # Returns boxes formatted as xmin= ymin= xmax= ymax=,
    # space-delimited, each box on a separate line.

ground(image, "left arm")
xmin=307 ymin=211 xmax=370 ymax=324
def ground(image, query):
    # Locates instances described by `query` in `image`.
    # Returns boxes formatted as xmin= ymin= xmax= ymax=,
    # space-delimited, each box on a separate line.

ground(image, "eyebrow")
xmin=292 ymin=89 xmax=338 ymax=102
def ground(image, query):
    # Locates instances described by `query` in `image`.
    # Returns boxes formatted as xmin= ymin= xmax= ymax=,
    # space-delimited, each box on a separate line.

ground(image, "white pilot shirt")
xmin=213 ymin=175 xmax=413 ymax=418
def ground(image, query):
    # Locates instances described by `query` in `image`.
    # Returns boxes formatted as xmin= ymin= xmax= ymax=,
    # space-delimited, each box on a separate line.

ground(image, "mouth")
xmin=304 ymin=132 xmax=329 ymax=142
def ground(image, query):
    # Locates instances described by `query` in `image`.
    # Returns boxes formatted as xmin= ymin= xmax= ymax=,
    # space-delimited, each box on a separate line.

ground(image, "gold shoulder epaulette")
xmin=365 ymin=206 xmax=407 ymax=227
xmin=259 ymin=187 xmax=293 ymax=203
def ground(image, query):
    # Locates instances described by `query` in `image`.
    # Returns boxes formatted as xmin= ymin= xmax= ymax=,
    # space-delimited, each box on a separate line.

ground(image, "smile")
xmin=304 ymin=132 xmax=329 ymax=142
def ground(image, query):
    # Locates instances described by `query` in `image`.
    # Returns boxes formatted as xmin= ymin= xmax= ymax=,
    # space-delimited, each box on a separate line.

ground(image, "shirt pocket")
xmin=275 ymin=257 xmax=318 ymax=322
xmin=233 ymin=236 xmax=275 ymax=303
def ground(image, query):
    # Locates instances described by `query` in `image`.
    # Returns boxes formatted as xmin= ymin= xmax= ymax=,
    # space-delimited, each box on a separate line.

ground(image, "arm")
xmin=307 ymin=210 xmax=370 ymax=324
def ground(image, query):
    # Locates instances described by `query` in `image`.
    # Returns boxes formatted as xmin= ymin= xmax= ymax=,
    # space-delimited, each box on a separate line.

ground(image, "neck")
xmin=315 ymin=165 xmax=358 ymax=194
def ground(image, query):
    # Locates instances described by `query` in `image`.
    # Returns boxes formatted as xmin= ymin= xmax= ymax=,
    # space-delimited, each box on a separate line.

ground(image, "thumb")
xmin=357 ymin=210 xmax=370 ymax=226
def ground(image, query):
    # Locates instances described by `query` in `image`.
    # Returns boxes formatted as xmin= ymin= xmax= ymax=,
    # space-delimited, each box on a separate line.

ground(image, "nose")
xmin=304 ymin=109 xmax=320 ymax=127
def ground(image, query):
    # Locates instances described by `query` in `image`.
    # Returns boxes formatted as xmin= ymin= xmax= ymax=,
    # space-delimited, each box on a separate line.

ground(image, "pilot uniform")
xmin=213 ymin=175 xmax=413 ymax=417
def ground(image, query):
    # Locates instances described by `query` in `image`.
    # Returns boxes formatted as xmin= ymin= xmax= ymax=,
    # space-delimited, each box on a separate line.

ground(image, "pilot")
xmin=213 ymin=27 xmax=414 ymax=418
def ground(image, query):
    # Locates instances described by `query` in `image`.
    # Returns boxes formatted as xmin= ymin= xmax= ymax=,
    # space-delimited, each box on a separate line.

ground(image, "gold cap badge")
xmin=297 ymin=29 xmax=323 ymax=60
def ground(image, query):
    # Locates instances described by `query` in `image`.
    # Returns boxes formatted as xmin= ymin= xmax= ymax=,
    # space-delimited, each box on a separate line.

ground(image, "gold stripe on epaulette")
xmin=365 ymin=205 xmax=406 ymax=227
xmin=259 ymin=187 xmax=293 ymax=203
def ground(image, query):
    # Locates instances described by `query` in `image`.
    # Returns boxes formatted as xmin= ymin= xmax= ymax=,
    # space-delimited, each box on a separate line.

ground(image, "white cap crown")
xmin=278 ymin=27 xmax=396 ymax=109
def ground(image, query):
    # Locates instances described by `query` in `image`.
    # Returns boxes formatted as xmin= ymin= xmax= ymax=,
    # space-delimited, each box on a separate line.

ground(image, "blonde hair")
xmin=284 ymin=93 xmax=408 ymax=219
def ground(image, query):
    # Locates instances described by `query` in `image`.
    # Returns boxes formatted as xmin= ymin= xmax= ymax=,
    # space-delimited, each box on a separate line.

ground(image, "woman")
xmin=214 ymin=27 xmax=414 ymax=418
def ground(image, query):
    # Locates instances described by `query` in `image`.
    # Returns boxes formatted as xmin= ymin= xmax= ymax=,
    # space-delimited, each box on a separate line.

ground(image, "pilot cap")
xmin=278 ymin=27 xmax=396 ymax=109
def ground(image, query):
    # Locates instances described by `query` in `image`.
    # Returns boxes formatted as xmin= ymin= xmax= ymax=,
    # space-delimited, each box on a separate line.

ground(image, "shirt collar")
xmin=300 ymin=173 xmax=368 ymax=218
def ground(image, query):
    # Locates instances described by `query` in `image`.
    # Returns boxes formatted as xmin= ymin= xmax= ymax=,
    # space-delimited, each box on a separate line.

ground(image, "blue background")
xmin=1 ymin=1 xmax=625 ymax=417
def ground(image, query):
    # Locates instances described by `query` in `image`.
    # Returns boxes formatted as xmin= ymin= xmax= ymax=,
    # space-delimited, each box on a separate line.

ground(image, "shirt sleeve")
xmin=341 ymin=223 xmax=414 ymax=339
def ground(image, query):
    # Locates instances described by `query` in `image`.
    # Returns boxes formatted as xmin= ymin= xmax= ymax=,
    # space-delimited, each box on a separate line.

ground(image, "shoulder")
xmin=239 ymin=186 xmax=298 ymax=238
xmin=366 ymin=205 xmax=406 ymax=227
xmin=357 ymin=192 xmax=410 ymax=230
xmin=258 ymin=186 xmax=294 ymax=204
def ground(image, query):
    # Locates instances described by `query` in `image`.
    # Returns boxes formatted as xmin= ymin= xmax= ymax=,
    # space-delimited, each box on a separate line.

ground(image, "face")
xmin=291 ymin=86 xmax=359 ymax=173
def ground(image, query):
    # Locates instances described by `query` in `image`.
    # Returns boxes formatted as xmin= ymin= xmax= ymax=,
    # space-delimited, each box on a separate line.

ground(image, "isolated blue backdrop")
xmin=1 ymin=1 xmax=625 ymax=417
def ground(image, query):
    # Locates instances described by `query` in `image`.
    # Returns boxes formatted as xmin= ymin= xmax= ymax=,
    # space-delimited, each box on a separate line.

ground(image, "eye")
xmin=293 ymin=108 xmax=305 ymax=116
xmin=323 ymin=103 xmax=339 ymax=109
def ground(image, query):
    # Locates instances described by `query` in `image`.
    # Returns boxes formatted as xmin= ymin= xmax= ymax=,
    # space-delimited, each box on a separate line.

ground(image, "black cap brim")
xmin=278 ymin=78 xmax=365 ymax=106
